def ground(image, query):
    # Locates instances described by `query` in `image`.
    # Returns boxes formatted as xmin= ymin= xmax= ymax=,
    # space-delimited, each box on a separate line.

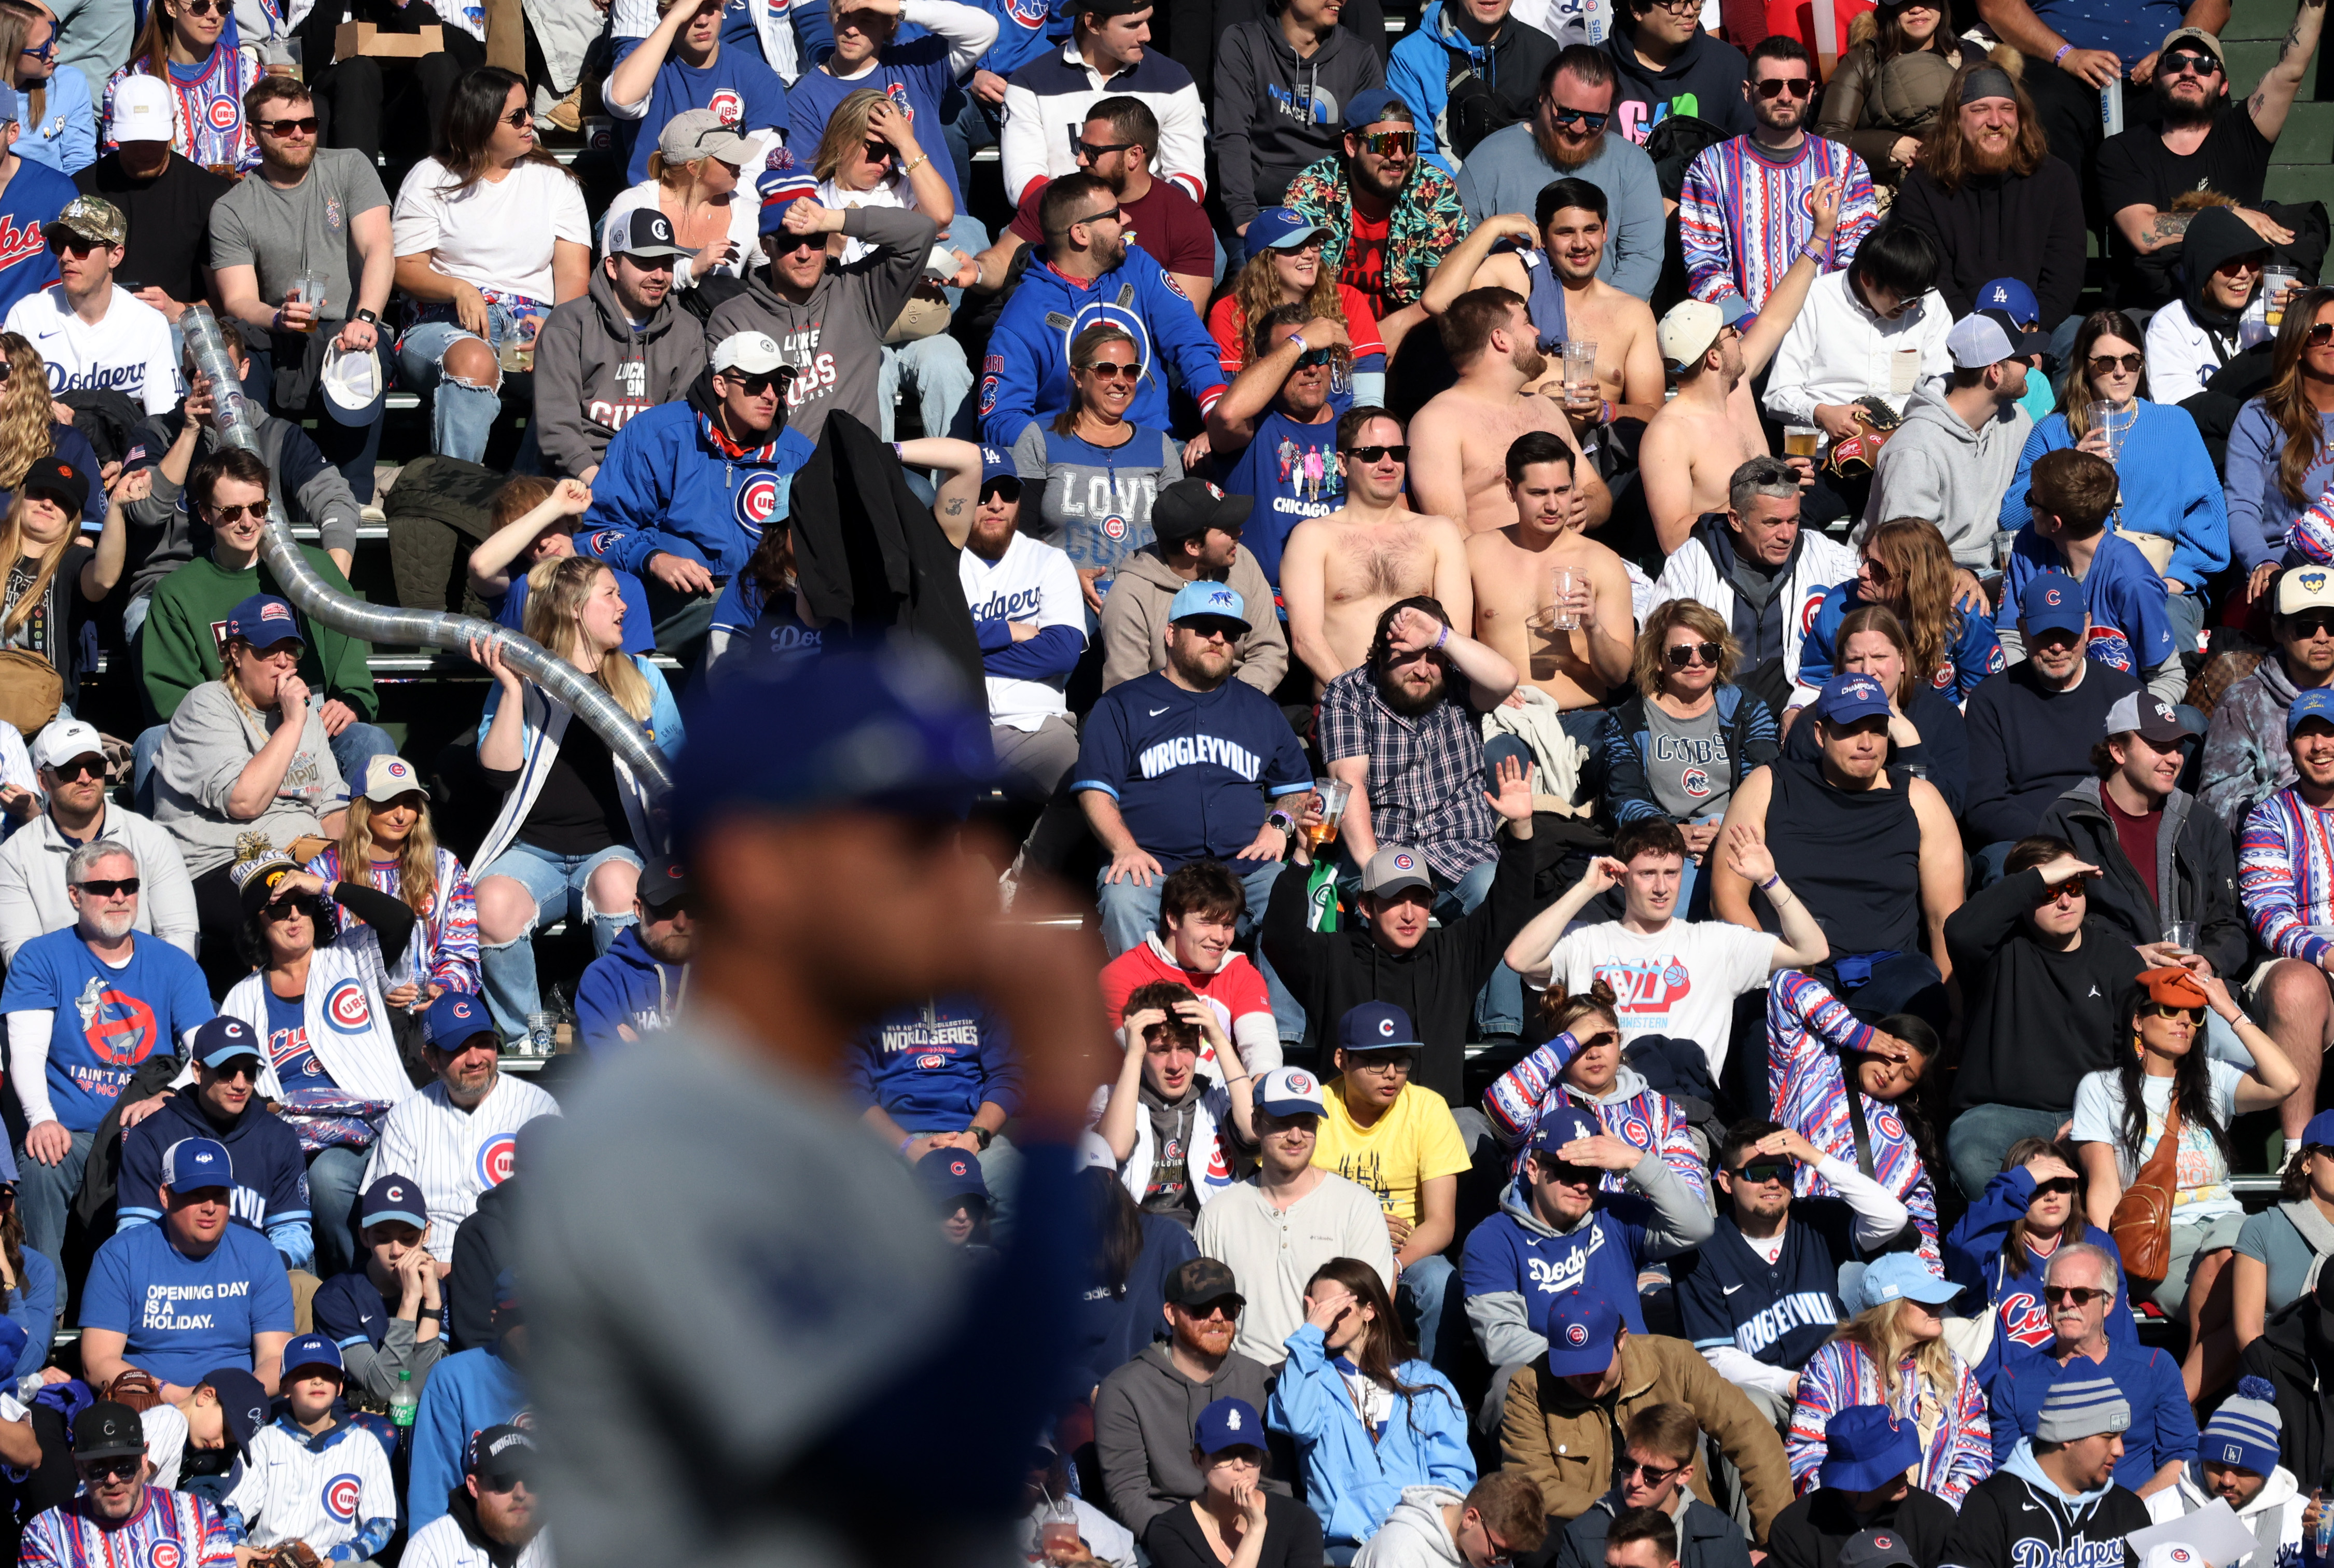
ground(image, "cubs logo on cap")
xmin=358 ymin=1173 xmax=429 ymax=1230
xmin=426 ymin=991 xmax=494 ymax=1051
xmin=1256 ymin=1065 xmax=1325 ymax=1118
xmin=1335 ymin=1001 xmax=1422 ymax=1053
xmin=1565 ymin=1322 xmax=1588 ymax=1346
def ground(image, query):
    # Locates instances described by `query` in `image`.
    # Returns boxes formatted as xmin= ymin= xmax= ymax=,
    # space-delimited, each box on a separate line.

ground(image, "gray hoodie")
xmin=1091 ymin=1340 xmax=1285 ymax=1536
xmin=705 ymin=205 xmax=939 ymax=446
xmin=1860 ymin=386 xmax=2032 ymax=567
xmin=1211 ymin=20 xmax=1386 ymax=228
xmin=1097 ymin=543 xmax=1289 ymax=697
xmin=531 ymin=266 xmax=708 ymax=479
xmin=1352 ymin=1486 xmax=1466 ymax=1568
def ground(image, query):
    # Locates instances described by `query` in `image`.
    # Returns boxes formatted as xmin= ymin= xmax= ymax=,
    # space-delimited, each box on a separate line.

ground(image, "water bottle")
xmin=1579 ymin=0 xmax=1608 ymax=43
xmin=390 ymin=1371 xmax=418 ymax=1430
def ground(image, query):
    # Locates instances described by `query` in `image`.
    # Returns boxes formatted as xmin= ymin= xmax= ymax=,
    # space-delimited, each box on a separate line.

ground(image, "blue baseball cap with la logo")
xmin=163 ymin=1137 xmax=232 ymax=1191
xmin=1168 ymin=580 xmax=1249 ymax=631
xmin=2018 ymin=571 xmax=2088 ymax=636
xmin=978 ymin=446 xmax=1021 ymax=497
xmin=1337 ymin=1001 xmax=1422 ymax=1053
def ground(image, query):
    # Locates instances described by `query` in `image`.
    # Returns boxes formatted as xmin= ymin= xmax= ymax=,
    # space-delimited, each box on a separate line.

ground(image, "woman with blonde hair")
xmin=1793 ymin=517 xmax=2002 ymax=718
xmin=305 ymin=756 xmax=480 ymax=1021
xmin=1598 ymin=599 xmax=1777 ymax=913
xmin=463 ymin=554 xmax=682 ymax=1040
xmin=1782 ymin=603 xmax=1968 ymax=813
xmin=0 ymin=452 xmax=133 ymax=716
xmin=1205 ymin=211 xmax=1386 ymax=405
xmin=598 ymin=108 xmax=762 ymax=294
xmin=0 ymin=0 xmax=92 ymax=176
xmin=0 ymin=332 xmax=102 ymax=519
xmin=1785 ymin=1254 xmax=1990 ymax=1506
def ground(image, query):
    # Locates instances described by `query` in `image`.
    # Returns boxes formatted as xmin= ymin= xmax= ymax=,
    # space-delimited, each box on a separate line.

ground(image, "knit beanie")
xmin=2198 ymin=1376 xmax=2282 ymax=1475
xmin=2035 ymin=1373 xmax=2131 ymax=1442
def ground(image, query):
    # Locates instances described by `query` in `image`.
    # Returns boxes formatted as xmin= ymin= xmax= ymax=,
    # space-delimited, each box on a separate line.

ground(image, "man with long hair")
xmin=1890 ymin=61 xmax=2085 ymax=328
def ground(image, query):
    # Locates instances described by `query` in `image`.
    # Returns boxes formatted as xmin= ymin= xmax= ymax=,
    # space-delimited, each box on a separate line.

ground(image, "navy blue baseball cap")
xmin=917 ymin=1146 xmax=989 ymax=1204
xmin=1342 ymin=87 xmax=1409 ymax=132
xmin=674 ymin=644 xmax=997 ymax=852
xmin=280 ymin=1333 xmax=343 ymax=1380
xmin=979 ymin=446 xmax=1021 ymax=499
xmin=1193 ymin=1396 xmax=1265 ymax=1455
xmin=1527 ymin=1103 xmax=1601 ymax=1156
xmin=1813 ymin=671 xmax=1893 ymax=727
xmin=163 ymin=1137 xmax=231 ymax=1191
xmin=1337 ymin=1001 xmax=1421 ymax=1053
xmin=225 ymin=593 xmax=302 ymax=649
xmin=1544 ymin=1293 xmax=1621 ymax=1376
xmin=2291 ymin=688 xmax=2334 ymax=737
xmin=1823 ymin=1404 xmax=1924 ymax=1491
xmin=192 ymin=1016 xmax=262 ymax=1070
xmin=2019 ymin=572 xmax=2088 ymax=636
xmin=199 ymin=1368 xmax=267 ymax=1454
xmin=426 ymin=992 xmax=495 ymax=1052
xmin=358 ymin=1174 xmax=427 ymax=1231
xmin=1244 ymin=206 xmax=1333 ymax=266
xmin=2303 ymin=1109 xmax=2334 ymax=1148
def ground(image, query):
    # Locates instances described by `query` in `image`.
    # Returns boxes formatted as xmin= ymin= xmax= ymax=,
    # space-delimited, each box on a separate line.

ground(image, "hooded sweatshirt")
xmin=1352 ymin=1486 xmax=1465 ymax=1568
xmin=1383 ymin=2 xmax=1562 ymax=168
xmin=2038 ymin=777 xmax=2247 ymax=978
xmin=1091 ymin=1341 xmax=1282 ymax=1536
xmin=1212 ymin=21 xmax=1385 ymax=228
xmin=1098 ymin=543 xmax=1290 ymax=697
xmin=1863 ymin=386 xmax=2033 ymax=566
xmin=1600 ymin=25 xmax=1753 ymax=146
xmin=1941 ymin=868 xmax=2142 ymax=1117
xmin=1892 ymin=157 xmax=2088 ymax=328
xmin=531 ymin=266 xmax=708 ymax=479
xmin=117 ymin=1085 xmax=312 ymax=1267
xmin=2147 ymin=1459 xmax=2304 ymax=1568
xmin=1939 ymin=1440 xmax=2153 ymax=1568
xmin=2199 ymin=651 xmax=2313 ymax=839
xmin=2148 ymin=204 xmax=2277 ymax=407
xmin=573 ymin=927 xmax=688 ymax=1055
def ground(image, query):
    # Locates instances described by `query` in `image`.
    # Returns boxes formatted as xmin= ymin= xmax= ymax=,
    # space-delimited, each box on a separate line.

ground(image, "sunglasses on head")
xmin=1730 ymin=1157 xmax=1796 ymax=1185
xmin=259 ymin=115 xmax=319 ymax=136
xmin=76 ymin=878 xmax=138 ymax=897
xmin=1082 ymin=358 xmax=1141 ymax=380
xmin=2158 ymin=48 xmax=2219 ymax=75
xmin=1356 ymin=129 xmax=1415 ymax=156
xmin=1342 ymin=444 xmax=1408 ymax=463
xmin=2043 ymin=1285 xmax=2108 ymax=1306
xmin=1548 ymin=105 xmax=1609 ymax=132
xmin=1664 ymin=641 xmax=1721 ymax=668
xmin=1073 ymin=137 xmax=1134 ymax=161
xmin=1753 ymin=76 xmax=1812 ymax=98
xmin=2031 ymin=1176 xmax=2081 ymax=1198
xmin=2088 ymin=352 xmax=2144 ymax=374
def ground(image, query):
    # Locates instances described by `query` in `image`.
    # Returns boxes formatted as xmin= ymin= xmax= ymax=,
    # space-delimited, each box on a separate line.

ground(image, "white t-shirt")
xmin=2070 ymin=1058 xmax=2244 ymax=1225
xmin=958 ymin=531 xmax=1082 ymax=731
xmin=1530 ymin=917 xmax=1776 ymax=1074
xmin=4 ymin=285 xmax=181 ymax=415
xmin=391 ymin=158 xmax=592 ymax=304
xmin=815 ymin=173 xmax=919 ymax=267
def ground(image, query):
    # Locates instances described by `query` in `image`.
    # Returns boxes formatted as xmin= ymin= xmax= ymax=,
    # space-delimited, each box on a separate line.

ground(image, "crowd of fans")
xmin=0 ymin=0 xmax=2326 ymax=1559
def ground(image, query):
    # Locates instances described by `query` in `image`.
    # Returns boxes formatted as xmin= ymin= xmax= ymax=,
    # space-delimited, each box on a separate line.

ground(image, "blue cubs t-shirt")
xmin=1214 ymin=408 xmax=1344 ymax=588
xmin=1073 ymin=671 xmax=1312 ymax=866
xmin=1995 ymin=530 xmax=2176 ymax=677
xmin=612 ymin=43 xmax=792 ymax=186
xmin=263 ymin=988 xmax=340 ymax=1092
xmin=0 ymin=929 xmax=214 ymax=1132
xmin=80 ymin=1219 xmax=298 ymax=1386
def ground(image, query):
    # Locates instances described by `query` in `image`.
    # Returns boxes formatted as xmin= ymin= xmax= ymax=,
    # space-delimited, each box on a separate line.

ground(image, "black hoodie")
xmin=2174 ymin=204 xmax=2266 ymax=364
xmin=1766 ymin=1484 xmax=1958 ymax=1568
xmin=1212 ymin=21 xmax=1386 ymax=227
xmin=440 ymin=1484 xmax=535 ymax=1568
xmin=1602 ymin=25 xmax=1753 ymax=144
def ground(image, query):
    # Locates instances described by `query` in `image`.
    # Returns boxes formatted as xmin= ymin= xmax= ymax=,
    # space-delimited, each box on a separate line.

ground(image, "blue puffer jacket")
xmin=577 ymin=378 xmax=816 ymax=582
xmin=1266 ymin=1321 xmax=1475 ymax=1546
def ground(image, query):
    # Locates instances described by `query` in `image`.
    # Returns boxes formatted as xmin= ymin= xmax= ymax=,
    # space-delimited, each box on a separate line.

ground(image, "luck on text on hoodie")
xmin=1212 ymin=20 xmax=1385 ymax=228
xmin=531 ymin=263 xmax=709 ymax=479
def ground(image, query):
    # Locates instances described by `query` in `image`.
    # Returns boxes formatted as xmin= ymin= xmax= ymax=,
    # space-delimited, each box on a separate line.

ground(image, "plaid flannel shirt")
xmin=1316 ymin=665 xmax=1496 ymax=884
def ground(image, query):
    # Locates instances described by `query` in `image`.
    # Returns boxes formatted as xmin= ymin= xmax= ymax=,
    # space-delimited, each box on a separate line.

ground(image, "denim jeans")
xmin=133 ymin=720 xmax=399 ymax=818
xmin=1399 ymin=1252 xmax=1455 ymax=1366
xmin=1095 ymin=858 xmax=1304 ymax=1047
xmin=1947 ymin=1103 xmax=2066 ymax=1201
xmin=475 ymin=840 xmax=645 ymax=1041
xmin=877 ymin=335 xmax=975 ymax=443
xmin=15 ymin=1126 xmax=93 ymax=1276
xmin=307 ymin=1144 xmax=370 ymax=1279
xmin=2166 ymin=587 xmax=2205 ymax=655
xmin=396 ymin=301 xmax=531 ymax=463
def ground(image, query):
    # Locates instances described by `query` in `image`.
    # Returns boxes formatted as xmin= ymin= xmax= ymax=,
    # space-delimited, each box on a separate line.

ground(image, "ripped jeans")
xmin=474 ymin=840 xmax=643 ymax=1042
xmin=395 ymin=297 xmax=538 ymax=463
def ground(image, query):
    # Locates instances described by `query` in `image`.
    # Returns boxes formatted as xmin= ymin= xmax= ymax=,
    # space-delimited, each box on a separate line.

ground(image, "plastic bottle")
xmin=390 ymin=1371 xmax=418 ymax=1430
xmin=2315 ymin=1462 xmax=2334 ymax=1564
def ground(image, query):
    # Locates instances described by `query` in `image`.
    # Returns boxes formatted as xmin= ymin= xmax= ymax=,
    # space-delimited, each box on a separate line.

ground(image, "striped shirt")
xmin=21 ymin=1486 xmax=236 ymax=1568
xmin=1768 ymin=970 xmax=1938 ymax=1265
xmin=1483 ymin=1029 xmax=1710 ymax=1208
xmin=309 ymin=846 xmax=483 ymax=998
xmin=1786 ymin=1338 xmax=1992 ymax=1508
xmin=2239 ymin=785 xmax=2334 ymax=967
xmin=1678 ymin=135 xmax=1878 ymax=312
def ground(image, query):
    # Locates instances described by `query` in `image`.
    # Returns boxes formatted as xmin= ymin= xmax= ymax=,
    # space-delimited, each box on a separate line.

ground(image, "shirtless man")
xmin=1469 ymin=430 xmax=1634 ymax=710
xmin=1408 ymin=288 xmax=1613 ymax=535
xmin=1638 ymin=175 xmax=1844 ymax=557
xmin=1280 ymin=408 xmax=1473 ymax=692
xmin=1420 ymin=180 xmax=1662 ymax=437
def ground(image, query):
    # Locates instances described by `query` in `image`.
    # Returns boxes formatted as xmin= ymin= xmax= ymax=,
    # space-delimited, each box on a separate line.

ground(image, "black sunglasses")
xmin=2043 ymin=1285 xmax=2108 ymax=1306
xmin=1073 ymin=137 xmax=1134 ymax=161
xmin=1753 ymin=76 xmax=1812 ymax=98
xmin=1618 ymin=1456 xmax=1684 ymax=1483
xmin=1730 ymin=1157 xmax=1795 ymax=1186
xmin=2158 ymin=48 xmax=2219 ymax=75
xmin=263 ymin=896 xmax=325 ymax=923
xmin=2290 ymin=611 xmax=2334 ymax=639
xmin=2087 ymin=352 xmax=2144 ymax=374
xmin=1538 ymin=1157 xmax=1599 ymax=1185
xmin=78 ymin=1458 xmax=141 ymax=1481
xmin=2031 ymin=1176 xmax=2081 ymax=1198
xmin=258 ymin=115 xmax=319 ymax=136
xmin=1664 ymin=641 xmax=1722 ymax=668
xmin=2308 ymin=321 xmax=2333 ymax=346
xmin=503 ymin=105 xmax=533 ymax=128
xmin=1342 ymin=444 xmax=1408 ymax=463
xmin=49 ymin=235 xmax=102 ymax=257
xmin=1547 ymin=105 xmax=1609 ymax=132
xmin=76 ymin=878 xmax=138 ymax=897
xmin=45 ymin=756 xmax=103 ymax=782
xmin=730 ymin=369 xmax=793 ymax=396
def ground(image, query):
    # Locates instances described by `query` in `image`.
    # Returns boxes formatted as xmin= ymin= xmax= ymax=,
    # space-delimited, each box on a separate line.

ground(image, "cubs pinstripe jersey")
xmin=361 ymin=1077 xmax=560 ymax=1252
xmin=401 ymin=1512 xmax=553 ymax=1568
xmin=220 ymin=1418 xmax=396 ymax=1562
xmin=19 ymin=1483 xmax=236 ymax=1568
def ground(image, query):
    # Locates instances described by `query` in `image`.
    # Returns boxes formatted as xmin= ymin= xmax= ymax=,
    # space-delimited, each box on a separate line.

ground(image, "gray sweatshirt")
xmin=1212 ymin=21 xmax=1386 ymax=228
xmin=1353 ymin=1487 xmax=1468 ymax=1568
xmin=152 ymin=681 xmax=344 ymax=878
xmin=1099 ymin=544 xmax=1289 ymax=696
xmin=531 ymin=267 xmax=708 ymax=479
xmin=1092 ymin=1341 xmax=1285 ymax=1536
xmin=1860 ymin=385 xmax=2031 ymax=567
xmin=705 ymin=205 xmax=939 ymax=446
xmin=123 ymin=409 xmax=361 ymax=603
xmin=1453 ymin=123 xmax=1666 ymax=300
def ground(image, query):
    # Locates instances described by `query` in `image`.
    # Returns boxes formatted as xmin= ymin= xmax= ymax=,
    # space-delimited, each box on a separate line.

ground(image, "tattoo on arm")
xmin=942 ymin=498 xmax=966 ymax=514
xmin=2148 ymin=211 xmax=2194 ymax=242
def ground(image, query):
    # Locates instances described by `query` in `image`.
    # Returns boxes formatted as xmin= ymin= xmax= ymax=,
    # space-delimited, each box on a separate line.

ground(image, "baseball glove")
xmin=104 ymin=1369 xmax=163 ymax=1413
xmin=270 ymin=1542 xmax=324 ymax=1568
xmin=1824 ymin=395 xmax=1904 ymax=478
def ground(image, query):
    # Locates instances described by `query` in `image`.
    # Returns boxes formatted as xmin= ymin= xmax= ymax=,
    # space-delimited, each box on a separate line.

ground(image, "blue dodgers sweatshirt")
xmin=609 ymin=42 xmax=790 ymax=186
xmin=118 ymin=1088 xmax=314 ymax=1269
xmin=408 ymin=1344 xmax=529 ymax=1533
xmin=979 ymin=247 xmax=1229 ymax=450
xmin=576 ymin=384 xmax=815 ymax=582
xmin=1984 ymin=1332 xmax=2197 ymax=1491
xmin=841 ymin=997 xmax=1023 ymax=1132
xmin=1460 ymin=1172 xmax=1663 ymax=1355
xmin=573 ymin=928 xmax=687 ymax=1054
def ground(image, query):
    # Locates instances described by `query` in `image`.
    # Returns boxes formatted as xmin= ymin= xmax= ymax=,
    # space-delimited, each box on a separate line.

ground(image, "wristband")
xmin=1800 ymin=241 xmax=1826 ymax=264
xmin=1600 ymin=399 xmax=1613 ymax=425
xmin=1759 ymin=874 xmax=1782 ymax=892
xmin=1434 ymin=623 xmax=1449 ymax=649
xmin=2052 ymin=41 xmax=2072 ymax=62
xmin=1267 ymin=808 xmax=1298 ymax=834
xmin=897 ymin=1135 xmax=916 ymax=1157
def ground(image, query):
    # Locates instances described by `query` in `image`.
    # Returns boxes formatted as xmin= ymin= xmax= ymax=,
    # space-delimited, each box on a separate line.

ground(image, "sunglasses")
xmin=2145 ymin=1000 xmax=2205 ymax=1021
xmin=2031 ymin=1176 xmax=2081 ymax=1198
xmin=176 ymin=0 xmax=221 ymax=13
xmin=1539 ymin=1158 xmax=1599 ymax=1186
xmin=1177 ymin=1298 xmax=1240 ymax=1321
xmin=1347 ymin=1052 xmax=1414 ymax=1073
xmin=2291 ymin=611 xmax=2334 ymax=639
xmin=476 ymin=1474 xmax=531 ymax=1495
xmin=1548 ymin=105 xmax=1609 ymax=132
xmin=263 ymin=896 xmax=324 ymax=923
xmin=1618 ymin=1456 xmax=1685 ymax=1483
xmin=1356 ymin=130 xmax=1415 ymax=156
xmin=2040 ymin=877 xmax=2088 ymax=900
xmin=2043 ymin=1285 xmax=2108 ymax=1306
xmin=75 ymin=878 xmax=138 ymax=897
xmin=45 ymin=756 xmax=103 ymax=782
xmin=20 ymin=36 xmax=51 ymax=59
xmin=2158 ymin=49 xmax=2219 ymax=75
xmin=1342 ymin=444 xmax=1408 ymax=463
xmin=2309 ymin=321 xmax=2334 ymax=347
xmin=49 ymin=235 xmax=102 ymax=257
xmin=1077 ymin=204 xmax=1122 ymax=228
xmin=209 ymin=502 xmax=267 ymax=522
xmin=1081 ymin=359 xmax=1140 ymax=380
xmin=1730 ymin=1158 xmax=1796 ymax=1185
xmin=1178 ymin=618 xmax=1242 ymax=643
xmin=2088 ymin=352 xmax=2144 ymax=374
xmin=204 ymin=1058 xmax=262 ymax=1083
xmin=1295 ymin=348 xmax=1334 ymax=368
xmin=504 ymin=105 xmax=533 ymax=128
xmin=77 ymin=1458 xmax=141 ymax=1481
xmin=1664 ymin=641 xmax=1722 ymax=668
xmin=1753 ymin=76 xmax=1813 ymax=98
xmin=259 ymin=115 xmax=319 ymax=136
xmin=1860 ymin=557 xmax=1894 ymax=583
xmin=1073 ymin=137 xmax=1134 ymax=161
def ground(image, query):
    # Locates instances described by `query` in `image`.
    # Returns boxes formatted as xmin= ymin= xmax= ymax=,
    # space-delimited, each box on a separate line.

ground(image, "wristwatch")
xmin=971 ymin=1126 xmax=994 ymax=1151
xmin=353 ymin=307 xmax=380 ymax=326
xmin=1266 ymin=808 xmax=1298 ymax=834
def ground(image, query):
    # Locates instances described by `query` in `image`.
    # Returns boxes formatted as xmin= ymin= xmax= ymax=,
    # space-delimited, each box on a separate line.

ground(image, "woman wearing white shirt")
xmin=391 ymin=66 xmax=590 ymax=464
xmin=598 ymin=108 xmax=762 ymax=298
xmin=2145 ymin=204 xmax=2277 ymax=408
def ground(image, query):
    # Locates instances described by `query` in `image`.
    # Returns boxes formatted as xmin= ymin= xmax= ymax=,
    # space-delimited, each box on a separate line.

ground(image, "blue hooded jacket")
xmin=1384 ymin=1 xmax=1564 ymax=171
xmin=575 ymin=927 xmax=687 ymax=1054
xmin=577 ymin=380 xmax=816 ymax=582
xmin=979 ymin=245 xmax=1228 ymax=450
xmin=1266 ymin=1320 xmax=1475 ymax=1546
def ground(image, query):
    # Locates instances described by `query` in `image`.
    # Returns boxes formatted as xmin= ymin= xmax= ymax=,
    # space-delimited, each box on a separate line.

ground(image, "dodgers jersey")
xmin=361 ymin=1075 xmax=561 ymax=1253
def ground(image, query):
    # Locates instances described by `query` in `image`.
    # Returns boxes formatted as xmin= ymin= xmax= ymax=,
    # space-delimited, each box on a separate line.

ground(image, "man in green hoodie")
xmin=131 ymin=446 xmax=390 ymax=813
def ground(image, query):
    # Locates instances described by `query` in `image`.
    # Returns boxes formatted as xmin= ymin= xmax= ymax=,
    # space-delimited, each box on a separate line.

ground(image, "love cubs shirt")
xmin=80 ymin=1218 xmax=298 ymax=1386
xmin=1073 ymin=670 xmax=1311 ymax=867
xmin=0 ymin=928 xmax=214 ymax=1132
xmin=1530 ymin=919 xmax=1776 ymax=1067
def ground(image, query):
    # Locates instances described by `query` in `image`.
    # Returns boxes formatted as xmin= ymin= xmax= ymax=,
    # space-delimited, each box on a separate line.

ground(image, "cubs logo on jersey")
xmin=149 ymin=1542 xmax=183 ymax=1568
xmin=1998 ymin=1289 xmax=2054 ymax=1348
xmin=323 ymin=979 xmax=373 ymax=1037
xmin=477 ymin=1133 xmax=520 ymax=1188
xmin=324 ymin=1475 xmax=363 ymax=1524
xmin=208 ymin=96 xmax=239 ymax=131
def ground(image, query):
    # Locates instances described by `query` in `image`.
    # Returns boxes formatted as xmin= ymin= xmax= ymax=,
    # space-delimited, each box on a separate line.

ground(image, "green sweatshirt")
xmin=140 ymin=548 xmax=379 ymax=724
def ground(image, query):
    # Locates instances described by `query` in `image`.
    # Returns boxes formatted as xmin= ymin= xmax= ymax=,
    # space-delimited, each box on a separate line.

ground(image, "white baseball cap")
xmin=31 ymin=717 xmax=103 ymax=772
xmin=107 ymin=75 xmax=175 ymax=145
xmin=711 ymin=331 xmax=788 ymax=376
xmin=1657 ymin=299 xmax=1725 ymax=369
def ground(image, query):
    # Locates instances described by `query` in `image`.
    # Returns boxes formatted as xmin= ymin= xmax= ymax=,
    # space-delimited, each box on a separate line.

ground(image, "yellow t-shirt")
xmin=1312 ymin=1080 xmax=1471 ymax=1224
